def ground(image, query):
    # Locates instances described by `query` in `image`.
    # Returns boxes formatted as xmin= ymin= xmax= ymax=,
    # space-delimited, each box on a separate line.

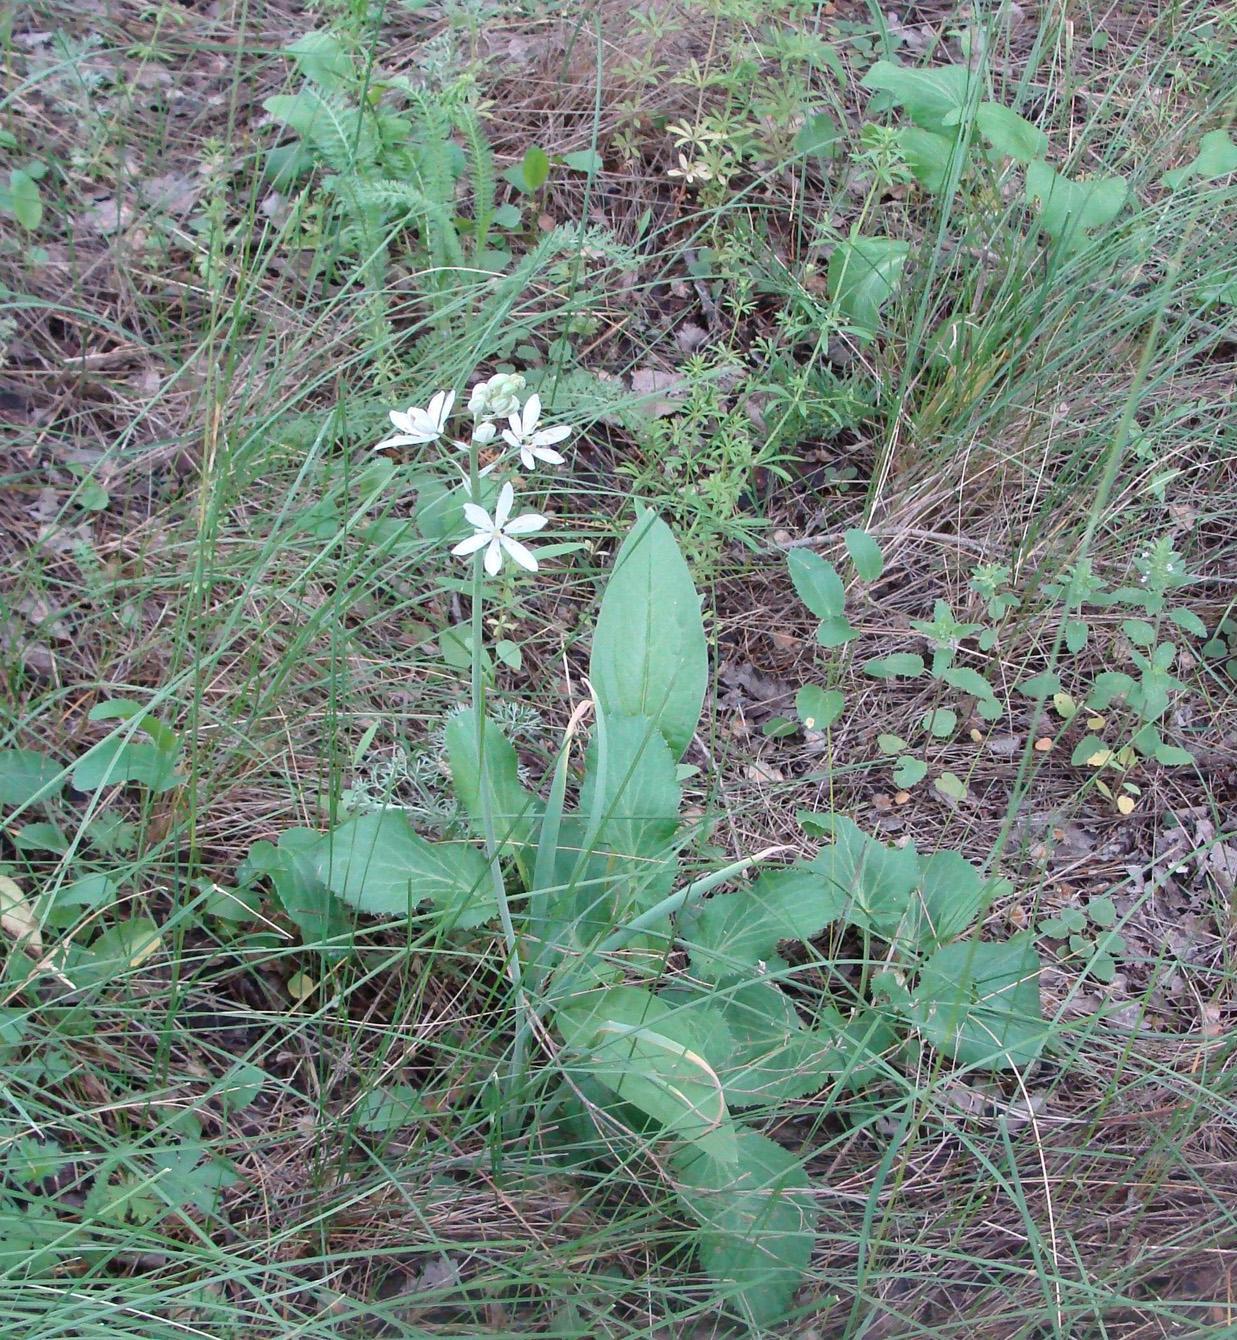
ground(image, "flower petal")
xmin=529 ymin=444 xmax=565 ymax=466
xmin=531 ymin=424 xmax=571 ymax=446
xmin=462 ymin=503 xmax=492 ymax=530
xmin=522 ymin=393 xmax=542 ymax=433
xmin=500 ymin=535 xmax=539 ymax=572
xmin=451 ymin=532 xmax=489 ymax=557
xmin=494 ymin=481 xmax=514 ymax=529
xmin=504 ymin=511 xmax=548 ymax=536
xmin=484 ymin=536 xmax=503 ymax=576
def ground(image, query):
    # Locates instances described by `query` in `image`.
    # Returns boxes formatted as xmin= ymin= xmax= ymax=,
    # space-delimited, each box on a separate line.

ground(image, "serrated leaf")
xmin=0 ymin=748 xmax=64 ymax=807
xmin=913 ymin=934 xmax=1044 ymax=1070
xmin=249 ymin=830 xmax=352 ymax=955
xmin=976 ymin=102 xmax=1048 ymax=162
xmin=446 ymin=708 xmax=542 ymax=858
xmin=672 ymin=1127 xmax=818 ymax=1328
xmin=1153 ymin=742 xmax=1194 ymax=766
xmin=685 ymin=864 xmax=847 ymax=982
xmin=795 ymin=685 xmax=844 ymax=731
xmin=843 ymin=529 xmax=884 ymax=581
xmin=938 ymin=665 xmax=994 ymax=698
xmin=1017 ymin=670 xmax=1061 ymax=699
xmin=1087 ymin=895 xmax=1117 ymax=928
xmin=787 ymin=549 xmax=845 ymax=620
xmin=590 ymin=510 xmax=707 ymax=760
xmin=810 ymin=815 xmax=919 ymax=938
xmin=915 ymin=850 xmax=988 ymax=946
xmin=922 ymin=707 xmax=957 ymax=737
xmin=863 ymin=653 xmax=924 ymax=680
xmin=315 ymin=811 xmax=494 ymax=927
xmin=828 ymin=235 xmax=910 ymax=339
xmin=1065 ymin=618 xmax=1089 ymax=652
xmin=1167 ymin=607 xmax=1206 ymax=638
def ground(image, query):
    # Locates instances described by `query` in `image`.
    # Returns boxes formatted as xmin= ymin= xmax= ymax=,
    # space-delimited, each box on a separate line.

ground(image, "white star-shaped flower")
xmin=501 ymin=393 xmax=571 ymax=470
xmin=451 ymin=481 xmax=548 ymax=575
xmin=374 ymin=389 xmax=455 ymax=449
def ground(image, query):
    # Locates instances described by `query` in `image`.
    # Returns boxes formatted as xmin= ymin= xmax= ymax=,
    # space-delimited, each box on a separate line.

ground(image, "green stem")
xmin=465 ymin=446 xmax=527 ymax=1134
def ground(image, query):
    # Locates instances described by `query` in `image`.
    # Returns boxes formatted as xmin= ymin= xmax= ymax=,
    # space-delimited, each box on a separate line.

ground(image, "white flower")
xmin=451 ymin=481 xmax=548 ymax=575
xmin=501 ymin=393 xmax=571 ymax=470
xmin=450 ymin=420 xmax=498 ymax=453
xmin=666 ymin=153 xmax=713 ymax=186
xmin=375 ymin=389 xmax=455 ymax=449
xmin=468 ymin=373 xmax=526 ymax=422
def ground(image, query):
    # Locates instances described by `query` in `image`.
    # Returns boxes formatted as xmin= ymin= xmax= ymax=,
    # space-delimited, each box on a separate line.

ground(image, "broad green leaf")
xmin=976 ymin=102 xmax=1047 ymax=162
xmin=445 ymin=708 xmax=542 ymax=858
xmin=149 ymin=1144 xmax=240 ymax=1216
xmin=1017 ymin=670 xmax=1061 ymax=698
xmin=912 ymin=935 xmax=1044 ymax=1070
xmin=892 ymin=755 xmax=927 ymax=788
xmin=1161 ymin=130 xmax=1237 ymax=189
xmin=8 ymin=169 xmax=41 ymax=230
xmin=263 ymin=90 xmax=374 ymax=167
xmin=1153 ymin=742 xmax=1194 ymax=766
xmin=72 ymin=740 xmax=182 ymax=794
xmin=828 ymin=236 xmax=910 ymax=339
xmin=684 ymin=864 xmax=847 ymax=982
xmin=898 ymin=126 xmax=959 ymax=193
xmin=558 ymin=986 xmax=736 ymax=1162
xmin=14 ymin=822 xmax=66 ymax=853
xmin=1088 ymin=671 xmax=1134 ymax=709
xmin=843 ymin=529 xmax=884 ymax=581
xmin=590 ymin=510 xmax=707 ymax=760
xmin=562 ymin=148 xmax=603 ymax=174
xmin=88 ymin=699 xmax=178 ymax=752
xmin=570 ymin=712 xmax=682 ymax=940
xmin=354 ymin=1083 xmax=428 ymax=1133
xmin=1025 ymin=161 xmax=1129 ymax=253
xmin=287 ymin=30 xmax=353 ymax=90
xmin=73 ymin=917 xmax=163 ymax=988
xmin=246 ymin=830 xmax=352 ymax=955
xmin=0 ymin=749 xmax=64 ymax=807
xmin=816 ymin=614 xmax=858 ymax=648
xmin=941 ymin=665 xmax=995 ymax=699
xmin=315 ymin=810 xmax=494 ymax=927
xmin=796 ymin=686 xmax=844 ymax=731
xmin=677 ymin=981 xmax=887 ymax=1110
xmin=877 ymin=734 xmax=907 ymax=755
xmin=914 ymin=849 xmax=989 ymax=945
xmin=863 ymin=653 xmax=924 ymax=679
xmin=794 ymin=111 xmax=841 ymax=159
xmin=672 ymin=1127 xmax=818 ymax=1328
xmin=1167 ymin=607 xmax=1206 ymax=638
xmin=933 ymin=771 xmax=968 ymax=801
xmin=810 ymin=816 xmax=919 ymax=938
xmin=788 ymin=549 xmax=845 ymax=619
xmin=922 ymin=707 xmax=957 ymax=737
xmin=861 ymin=60 xmax=975 ymax=134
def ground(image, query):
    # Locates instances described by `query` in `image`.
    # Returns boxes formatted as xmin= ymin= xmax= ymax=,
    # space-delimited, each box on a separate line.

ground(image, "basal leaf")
xmin=1161 ymin=130 xmax=1237 ymax=189
xmin=684 ymin=864 xmax=847 ymax=982
xmin=976 ymin=102 xmax=1048 ymax=163
xmin=590 ymin=511 xmax=707 ymax=760
xmin=912 ymin=934 xmax=1044 ymax=1070
xmin=1025 ymin=161 xmax=1129 ymax=254
xmin=913 ymin=849 xmax=989 ymax=946
xmin=0 ymin=749 xmax=64 ymax=807
xmin=445 ymin=708 xmax=542 ymax=859
xmin=898 ymin=126 xmax=959 ymax=194
xmin=72 ymin=740 xmax=182 ymax=794
xmin=828 ymin=236 xmax=910 ymax=339
xmin=672 ymin=1127 xmax=818 ymax=1328
xmin=810 ymin=816 xmax=919 ymax=938
xmin=861 ymin=60 xmax=975 ymax=134
xmin=315 ymin=811 xmax=494 ymax=927
xmin=558 ymin=986 xmax=736 ymax=1162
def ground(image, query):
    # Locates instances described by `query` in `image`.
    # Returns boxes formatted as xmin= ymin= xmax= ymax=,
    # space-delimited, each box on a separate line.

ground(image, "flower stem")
xmin=467 ymin=444 xmax=527 ymax=1137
